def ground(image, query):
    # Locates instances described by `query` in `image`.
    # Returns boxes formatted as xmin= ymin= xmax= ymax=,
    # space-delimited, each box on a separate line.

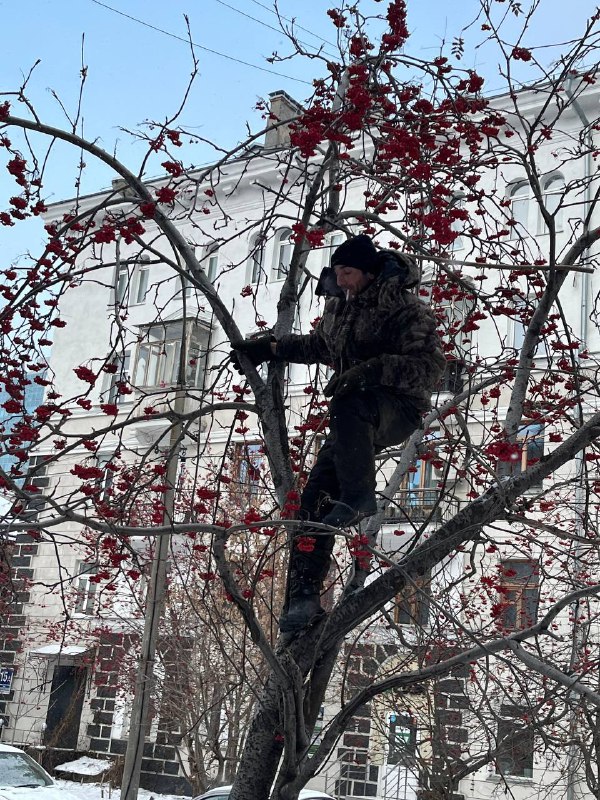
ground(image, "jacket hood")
xmin=377 ymin=250 xmax=420 ymax=288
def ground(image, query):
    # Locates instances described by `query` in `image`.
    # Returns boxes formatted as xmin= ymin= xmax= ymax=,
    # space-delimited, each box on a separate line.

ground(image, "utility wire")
xmin=90 ymin=0 xmax=313 ymax=85
xmin=245 ymin=0 xmax=339 ymax=50
xmin=211 ymin=0 xmax=339 ymax=58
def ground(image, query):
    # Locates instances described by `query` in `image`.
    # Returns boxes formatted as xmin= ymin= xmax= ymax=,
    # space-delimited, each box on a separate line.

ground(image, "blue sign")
xmin=0 ymin=667 xmax=14 ymax=695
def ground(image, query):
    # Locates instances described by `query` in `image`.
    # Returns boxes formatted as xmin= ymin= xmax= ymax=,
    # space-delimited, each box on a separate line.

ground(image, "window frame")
xmin=116 ymin=264 xmax=129 ymax=305
xmin=393 ymin=571 xmax=431 ymax=627
xmin=510 ymin=423 xmax=544 ymax=490
xmin=324 ymin=231 xmax=345 ymax=266
xmin=21 ymin=454 xmax=49 ymax=521
xmin=114 ymin=257 xmax=150 ymax=306
xmin=538 ymin=173 xmax=565 ymax=234
xmin=496 ymin=704 xmax=534 ymax=779
xmin=272 ymin=227 xmax=293 ymax=281
xmin=450 ymin=193 xmax=466 ymax=251
xmin=507 ymin=181 xmax=530 ymax=239
xmin=308 ymin=705 xmax=325 ymax=755
xmin=201 ymin=244 xmax=219 ymax=285
xmin=248 ymin=234 xmax=266 ymax=284
xmin=73 ymin=559 xmax=99 ymax=616
xmin=439 ymin=358 xmax=464 ymax=394
xmin=497 ymin=559 xmax=540 ymax=631
xmin=132 ymin=261 xmax=149 ymax=305
xmin=95 ymin=452 xmax=117 ymax=499
xmin=386 ymin=440 xmax=441 ymax=523
xmin=232 ymin=442 xmax=265 ymax=501
xmin=387 ymin=712 xmax=418 ymax=766
xmin=419 ymin=278 xmax=475 ymax=365
xmin=510 ymin=297 xmax=528 ymax=351
xmin=206 ymin=252 xmax=219 ymax=282
xmin=103 ymin=349 xmax=132 ymax=405
xmin=133 ymin=319 xmax=209 ymax=390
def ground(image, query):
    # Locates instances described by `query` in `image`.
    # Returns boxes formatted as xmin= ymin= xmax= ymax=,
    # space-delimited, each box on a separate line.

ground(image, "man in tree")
xmin=232 ymin=234 xmax=445 ymax=632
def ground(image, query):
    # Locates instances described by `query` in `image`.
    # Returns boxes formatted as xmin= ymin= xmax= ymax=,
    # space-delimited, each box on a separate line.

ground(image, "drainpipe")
xmin=564 ymin=76 xmax=594 ymax=800
xmin=565 ymin=79 xmax=593 ymax=349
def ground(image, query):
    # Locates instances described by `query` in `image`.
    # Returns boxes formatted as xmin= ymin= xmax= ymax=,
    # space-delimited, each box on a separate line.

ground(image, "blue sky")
xmin=1 ymin=0 xmax=598 ymax=262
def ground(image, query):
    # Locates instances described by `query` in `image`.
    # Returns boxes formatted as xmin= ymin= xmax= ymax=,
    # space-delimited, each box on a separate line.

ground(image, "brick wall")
xmin=335 ymin=642 xmax=397 ymax=799
xmin=88 ymin=631 xmax=191 ymax=794
xmin=0 ymin=533 xmax=39 ymax=733
xmin=334 ymin=641 xmax=468 ymax=800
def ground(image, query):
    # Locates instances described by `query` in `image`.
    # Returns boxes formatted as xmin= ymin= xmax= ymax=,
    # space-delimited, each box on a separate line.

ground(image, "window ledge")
xmin=486 ymin=773 xmax=533 ymax=784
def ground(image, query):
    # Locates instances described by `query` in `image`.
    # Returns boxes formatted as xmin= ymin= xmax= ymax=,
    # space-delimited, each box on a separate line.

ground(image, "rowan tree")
xmin=2 ymin=2 xmax=600 ymax=800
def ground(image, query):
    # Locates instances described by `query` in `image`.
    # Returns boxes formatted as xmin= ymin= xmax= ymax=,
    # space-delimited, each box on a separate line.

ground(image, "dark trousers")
xmin=294 ymin=388 xmax=422 ymax=582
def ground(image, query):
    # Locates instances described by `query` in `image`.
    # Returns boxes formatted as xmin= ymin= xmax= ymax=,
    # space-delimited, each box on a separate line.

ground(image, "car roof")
xmin=198 ymin=787 xmax=333 ymax=799
xmin=201 ymin=784 xmax=333 ymax=800
xmin=0 ymin=743 xmax=24 ymax=753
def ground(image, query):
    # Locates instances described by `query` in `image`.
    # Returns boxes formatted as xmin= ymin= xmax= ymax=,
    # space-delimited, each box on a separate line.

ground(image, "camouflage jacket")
xmin=276 ymin=253 xmax=446 ymax=410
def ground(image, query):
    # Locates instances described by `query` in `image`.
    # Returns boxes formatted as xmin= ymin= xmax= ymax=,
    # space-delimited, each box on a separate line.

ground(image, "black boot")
xmin=279 ymin=579 xmax=325 ymax=633
xmin=279 ymin=545 xmax=330 ymax=634
xmin=321 ymin=491 xmax=377 ymax=528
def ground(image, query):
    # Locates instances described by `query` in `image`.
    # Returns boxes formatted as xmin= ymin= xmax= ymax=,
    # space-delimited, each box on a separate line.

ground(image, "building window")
xmin=73 ymin=560 xmax=98 ymax=616
xmin=538 ymin=173 xmax=565 ymax=234
xmin=195 ymin=245 xmax=219 ymax=286
xmin=133 ymin=261 xmax=149 ymax=304
xmin=133 ymin=320 xmax=209 ymax=389
xmin=388 ymin=712 xmax=417 ymax=766
xmin=496 ymin=705 xmax=534 ymax=778
xmin=508 ymin=182 xmax=529 ymax=238
xmin=232 ymin=443 xmax=265 ymax=501
xmin=511 ymin=423 xmax=544 ymax=489
xmin=394 ymin=572 xmax=431 ymax=627
xmin=95 ymin=453 xmax=117 ymax=499
xmin=439 ymin=358 xmax=464 ymax=394
xmin=420 ymin=279 xmax=474 ymax=367
xmin=206 ymin=251 xmax=219 ymax=282
xmin=308 ymin=706 xmax=325 ymax=755
xmin=115 ymin=258 xmax=150 ymax=306
xmin=272 ymin=228 xmax=293 ymax=280
xmin=497 ymin=559 xmax=540 ymax=630
xmin=386 ymin=457 xmax=440 ymax=523
xmin=103 ymin=350 xmax=132 ymax=405
xmin=451 ymin=194 xmax=466 ymax=251
xmin=326 ymin=231 xmax=345 ymax=264
xmin=509 ymin=295 xmax=540 ymax=359
xmin=21 ymin=455 xmax=49 ymax=520
xmin=248 ymin=235 xmax=265 ymax=284
xmin=510 ymin=297 xmax=528 ymax=351
xmin=116 ymin=264 xmax=129 ymax=305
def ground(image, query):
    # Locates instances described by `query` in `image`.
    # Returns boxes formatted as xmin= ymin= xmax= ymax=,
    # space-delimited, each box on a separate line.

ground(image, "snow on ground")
xmin=55 ymin=779 xmax=191 ymax=800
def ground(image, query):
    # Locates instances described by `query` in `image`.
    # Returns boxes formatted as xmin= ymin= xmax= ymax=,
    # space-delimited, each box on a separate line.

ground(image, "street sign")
xmin=0 ymin=667 xmax=14 ymax=695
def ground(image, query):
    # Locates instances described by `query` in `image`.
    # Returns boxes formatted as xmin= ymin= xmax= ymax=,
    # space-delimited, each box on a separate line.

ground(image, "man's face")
xmin=334 ymin=265 xmax=374 ymax=297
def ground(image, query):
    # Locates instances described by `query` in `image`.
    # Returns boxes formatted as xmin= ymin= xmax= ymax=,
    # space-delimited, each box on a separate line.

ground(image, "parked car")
xmin=0 ymin=743 xmax=79 ymax=800
xmin=194 ymin=786 xmax=334 ymax=800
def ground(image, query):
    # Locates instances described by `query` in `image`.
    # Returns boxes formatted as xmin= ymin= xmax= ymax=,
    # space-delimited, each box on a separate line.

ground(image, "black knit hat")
xmin=331 ymin=234 xmax=379 ymax=275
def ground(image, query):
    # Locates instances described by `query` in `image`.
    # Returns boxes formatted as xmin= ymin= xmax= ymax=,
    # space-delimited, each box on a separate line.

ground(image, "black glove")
xmin=324 ymin=360 xmax=382 ymax=398
xmin=231 ymin=336 xmax=276 ymax=373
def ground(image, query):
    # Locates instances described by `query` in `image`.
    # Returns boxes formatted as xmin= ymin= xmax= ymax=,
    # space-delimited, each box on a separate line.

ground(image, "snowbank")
xmin=55 ymin=757 xmax=113 ymax=776
xmin=55 ymin=778 xmax=190 ymax=800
